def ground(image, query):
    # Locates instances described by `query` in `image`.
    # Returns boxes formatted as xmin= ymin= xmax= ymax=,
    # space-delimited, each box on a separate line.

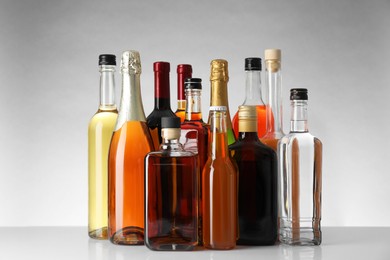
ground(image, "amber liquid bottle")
xmin=232 ymin=58 xmax=268 ymax=139
xmin=208 ymin=59 xmax=236 ymax=145
xmin=229 ymin=105 xmax=277 ymax=245
xmin=108 ymin=50 xmax=154 ymax=245
xmin=203 ymin=106 xmax=238 ymax=250
xmin=147 ymin=62 xmax=177 ymax=150
xmin=180 ymin=78 xmax=209 ymax=245
xmin=145 ymin=117 xmax=199 ymax=251
xmin=261 ymin=49 xmax=284 ymax=151
xmin=175 ymin=64 xmax=192 ymax=122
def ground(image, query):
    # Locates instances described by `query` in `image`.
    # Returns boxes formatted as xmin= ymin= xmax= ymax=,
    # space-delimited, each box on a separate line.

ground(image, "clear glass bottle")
xmin=261 ymin=49 xmax=284 ymax=151
xmin=232 ymin=58 xmax=267 ymax=139
xmin=229 ymin=105 xmax=277 ymax=245
xmin=203 ymin=106 xmax=237 ymax=250
xmin=175 ymin=64 xmax=192 ymax=122
xmin=108 ymin=50 xmax=154 ymax=245
xmin=88 ymin=54 xmax=118 ymax=239
xmin=208 ymin=59 xmax=236 ymax=145
xmin=278 ymin=88 xmax=322 ymax=246
xmin=145 ymin=117 xmax=199 ymax=251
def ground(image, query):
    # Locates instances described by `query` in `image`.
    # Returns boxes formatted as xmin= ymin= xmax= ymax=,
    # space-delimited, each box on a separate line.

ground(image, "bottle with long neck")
xmin=147 ymin=62 xmax=177 ymax=150
xmin=88 ymin=54 xmax=118 ymax=239
xmin=261 ymin=49 xmax=284 ymax=151
xmin=175 ymin=64 xmax=192 ymax=122
xmin=278 ymin=88 xmax=322 ymax=246
xmin=208 ymin=59 xmax=235 ymax=145
xmin=202 ymin=106 xmax=237 ymax=250
xmin=232 ymin=58 xmax=268 ymax=139
xmin=108 ymin=50 xmax=154 ymax=245
xmin=229 ymin=105 xmax=277 ymax=245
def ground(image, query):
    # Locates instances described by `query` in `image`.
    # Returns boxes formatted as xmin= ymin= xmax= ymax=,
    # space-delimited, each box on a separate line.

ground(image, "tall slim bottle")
xmin=175 ymin=64 xmax=192 ymax=122
xmin=229 ymin=105 xmax=277 ymax=245
xmin=261 ymin=49 xmax=284 ymax=151
xmin=203 ymin=106 xmax=238 ymax=250
xmin=208 ymin=59 xmax=235 ymax=145
xmin=232 ymin=58 xmax=268 ymax=139
xmin=88 ymin=54 xmax=118 ymax=239
xmin=278 ymin=88 xmax=322 ymax=245
xmin=108 ymin=50 xmax=154 ymax=245
xmin=147 ymin=62 xmax=177 ymax=150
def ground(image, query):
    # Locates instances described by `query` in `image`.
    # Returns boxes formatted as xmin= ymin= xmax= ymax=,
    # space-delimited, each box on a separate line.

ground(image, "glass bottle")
xmin=208 ymin=59 xmax=236 ymax=145
xmin=180 ymin=78 xmax=210 ymax=245
xmin=278 ymin=88 xmax=322 ymax=246
xmin=88 ymin=54 xmax=118 ymax=239
xmin=229 ymin=105 xmax=277 ymax=245
xmin=202 ymin=106 xmax=238 ymax=250
xmin=232 ymin=58 xmax=268 ymax=139
xmin=175 ymin=64 xmax=192 ymax=122
xmin=261 ymin=49 xmax=284 ymax=151
xmin=147 ymin=62 xmax=177 ymax=150
xmin=108 ymin=50 xmax=154 ymax=245
xmin=145 ymin=117 xmax=199 ymax=251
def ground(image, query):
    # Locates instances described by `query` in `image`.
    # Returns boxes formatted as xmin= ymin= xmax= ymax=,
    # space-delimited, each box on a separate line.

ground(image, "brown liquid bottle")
xmin=175 ymin=64 xmax=192 ymax=122
xmin=202 ymin=106 xmax=238 ymax=250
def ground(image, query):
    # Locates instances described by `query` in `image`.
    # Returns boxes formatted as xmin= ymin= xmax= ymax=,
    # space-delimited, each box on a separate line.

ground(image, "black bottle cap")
xmin=245 ymin=57 xmax=262 ymax=71
xmin=290 ymin=88 xmax=308 ymax=100
xmin=185 ymin=78 xmax=202 ymax=89
xmin=99 ymin=54 xmax=116 ymax=65
xmin=161 ymin=117 xmax=181 ymax=129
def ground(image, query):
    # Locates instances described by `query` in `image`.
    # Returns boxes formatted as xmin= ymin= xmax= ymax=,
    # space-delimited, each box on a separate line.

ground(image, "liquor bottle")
xmin=147 ymin=62 xmax=177 ymax=150
xmin=278 ymin=88 xmax=322 ymax=245
xmin=261 ymin=49 xmax=284 ymax=151
xmin=175 ymin=64 xmax=192 ymax=122
xmin=108 ymin=50 xmax=154 ymax=245
xmin=229 ymin=105 xmax=277 ymax=245
xmin=202 ymin=106 xmax=238 ymax=250
xmin=145 ymin=117 xmax=199 ymax=251
xmin=180 ymin=78 xmax=210 ymax=245
xmin=208 ymin=59 xmax=236 ymax=145
xmin=88 ymin=54 xmax=118 ymax=239
xmin=232 ymin=58 xmax=268 ymax=139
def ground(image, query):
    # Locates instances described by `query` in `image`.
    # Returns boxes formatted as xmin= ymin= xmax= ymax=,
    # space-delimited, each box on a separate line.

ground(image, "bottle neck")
xmin=265 ymin=60 xmax=284 ymax=135
xmin=290 ymin=100 xmax=308 ymax=133
xmin=185 ymin=89 xmax=203 ymax=121
xmin=238 ymin=117 xmax=259 ymax=141
xmin=243 ymin=70 xmax=264 ymax=106
xmin=177 ymin=70 xmax=192 ymax=102
xmin=209 ymin=110 xmax=229 ymax=159
xmin=208 ymin=80 xmax=233 ymax=129
xmin=154 ymin=71 xmax=171 ymax=110
xmin=99 ymin=65 xmax=116 ymax=110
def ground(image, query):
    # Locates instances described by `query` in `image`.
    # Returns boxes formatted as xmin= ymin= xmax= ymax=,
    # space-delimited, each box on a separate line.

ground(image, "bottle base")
xmin=146 ymin=236 xmax=197 ymax=251
xmin=110 ymin=226 xmax=144 ymax=245
xmin=88 ymin=227 xmax=108 ymax=240
xmin=279 ymin=228 xmax=321 ymax=246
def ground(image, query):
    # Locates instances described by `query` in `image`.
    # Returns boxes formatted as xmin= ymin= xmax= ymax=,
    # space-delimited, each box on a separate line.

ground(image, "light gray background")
xmin=0 ymin=0 xmax=389 ymax=227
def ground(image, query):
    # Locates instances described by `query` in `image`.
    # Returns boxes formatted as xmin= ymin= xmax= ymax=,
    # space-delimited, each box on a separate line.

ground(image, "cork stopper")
xmin=238 ymin=105 xmax=257 ymax=133
xmin=161 ymin=117 xmax=181 ymax=140
xmin=265 ymin=49 xmax=281 ymax=61
xmin=210 ymin=59 xmax=229 ymax=81
xmin=121 ymin=50 xmax=141 ymax=74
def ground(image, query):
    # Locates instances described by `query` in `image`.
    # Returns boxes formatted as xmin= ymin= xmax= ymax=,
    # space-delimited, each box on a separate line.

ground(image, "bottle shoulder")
xmin=146 ymin=109 xmax=176 ymax=125
xmin=229 ymin=139 xmax=276 ymax=158
xmin=279 ymin=131 xmax=322 ymax=149
xmin=89 ymin=110 xmax=118 ymax=128
xmin=146 ymin=150 xmax=197 ymax=159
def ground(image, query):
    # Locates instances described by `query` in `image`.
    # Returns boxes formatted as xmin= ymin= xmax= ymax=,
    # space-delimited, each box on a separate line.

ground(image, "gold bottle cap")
xmin=121 ymin=50 xmax=141 ymax=74
xmin=210 ymin=59 xmax=229 ymax=81
xmin=265 ymin=49 xmax=281 ymax=61
xmin=238 ymin=105 xmax=257 ymax=133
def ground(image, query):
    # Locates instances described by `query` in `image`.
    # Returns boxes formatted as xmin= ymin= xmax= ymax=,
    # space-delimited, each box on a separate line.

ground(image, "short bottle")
xmin=147 ymin=62 xmax=177 ymax=150
xmin=229 ymin=105 xmax=277 ymax=245
xmin=261 ymin=49 xmax=284 ymax=151
xmin=88 ymin=54 xmax=118 ymax=239
xmin=175 ymin=64 xmax=192 ymax=122
xmin=108 ymin=51 xmax=154 ymax=245
xmin=145 ymin=117 xmax=199 ymax=251
xmin=232 ymin=58 xmax=268 ymax=139
xmin=202 ymin=106 xmax=238 ymax=250
xmin=278 ymin=88 xmax=322 ymax=246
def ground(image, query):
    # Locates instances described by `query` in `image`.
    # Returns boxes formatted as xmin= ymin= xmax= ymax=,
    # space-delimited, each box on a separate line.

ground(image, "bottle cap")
xmin=210 ymin=106 xmax=227 ymax=112
xmin=154 ymin=62 xmax=170 ymax=72
xmin=120 ymin=50 xmax=141 ymax=74
xmin=185 ymin=78 xmax=202 ymax=90
xmin=177 ymin=64 xmax=192 ymax=74
xmin=161 ymin=117 xmax=181 ymax=129
xmin=99 ymin=54 xmax=116 ymax=65
xmin=245 ymin=57 xmax=262 ymax=71
xmin=210 ymin=59 xmax=229 ymax=81
xmin=238 ymin=105 xmax=257 ymax=133
xmin=290 ymin=88 xmax=308 ymax=100
xmin=265 ymin=49 xmax=281 ymax=61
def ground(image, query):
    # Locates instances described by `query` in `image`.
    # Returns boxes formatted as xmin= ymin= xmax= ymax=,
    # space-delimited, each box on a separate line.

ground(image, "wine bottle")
xmin=175 ymin=64 xmax=192 ymax=122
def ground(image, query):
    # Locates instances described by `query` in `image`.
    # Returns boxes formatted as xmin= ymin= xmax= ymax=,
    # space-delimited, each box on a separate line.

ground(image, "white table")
xmin=0 ymin=227 xmax=388 ymax=260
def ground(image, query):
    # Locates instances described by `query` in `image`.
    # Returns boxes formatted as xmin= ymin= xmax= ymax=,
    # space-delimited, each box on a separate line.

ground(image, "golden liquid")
xmin=88 ymin=109 xmax=118 ymax=239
